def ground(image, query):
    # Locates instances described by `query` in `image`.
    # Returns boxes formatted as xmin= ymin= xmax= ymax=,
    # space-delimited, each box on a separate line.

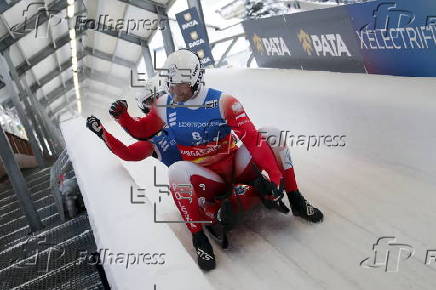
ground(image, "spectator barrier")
xmin=243 ymin=0 xmax=436 ymax=76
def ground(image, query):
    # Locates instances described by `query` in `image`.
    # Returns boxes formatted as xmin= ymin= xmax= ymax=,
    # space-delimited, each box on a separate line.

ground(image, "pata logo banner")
xmin=243 ymin=6 xmax=365 ymax=73
xmin=176 ymin=8 xmax=215 ymax=67
xmin=243 ymin=0 xmax=436 ymax=77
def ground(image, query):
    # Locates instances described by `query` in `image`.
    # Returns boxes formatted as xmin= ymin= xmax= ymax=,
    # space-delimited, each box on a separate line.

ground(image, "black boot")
xmin=287 ymin=190 xmax=324 ymax=223
xmin=205 ymin=223 xmax=229 ymax=249
xmin=192 ymin=230 xmax=216 ymax=271
xmin=206 ymin=199 xmax=235 ymax=249
xmin=216 ymin=199 xmax=237 ymax=231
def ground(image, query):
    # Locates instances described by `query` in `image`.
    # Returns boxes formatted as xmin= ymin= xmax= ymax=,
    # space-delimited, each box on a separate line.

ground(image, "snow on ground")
xmin=67 ymin=68 xmax=436 ymax=290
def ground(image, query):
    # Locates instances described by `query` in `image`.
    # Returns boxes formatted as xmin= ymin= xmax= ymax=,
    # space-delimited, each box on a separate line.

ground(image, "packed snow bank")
xmin=61 ymin=117 xmax=212 ymax=290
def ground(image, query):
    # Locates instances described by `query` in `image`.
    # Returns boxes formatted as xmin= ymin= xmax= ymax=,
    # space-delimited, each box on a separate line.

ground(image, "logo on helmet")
xmin=191 ymin=64 xmax=199 ymax=78
xmin=168 ymin=64 xmax=177 ymax=78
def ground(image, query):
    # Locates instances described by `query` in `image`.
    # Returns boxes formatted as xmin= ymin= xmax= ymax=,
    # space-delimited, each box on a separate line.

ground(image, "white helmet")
xmin=163 ymin=49 xmax=204 ymax=95
xmin=135 ymin=76 xmax=166 ymax=114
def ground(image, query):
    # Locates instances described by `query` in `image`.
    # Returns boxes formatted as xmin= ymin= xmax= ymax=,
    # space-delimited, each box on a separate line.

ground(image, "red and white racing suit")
xmin=116 ymin=87 xmax=299 ymax=232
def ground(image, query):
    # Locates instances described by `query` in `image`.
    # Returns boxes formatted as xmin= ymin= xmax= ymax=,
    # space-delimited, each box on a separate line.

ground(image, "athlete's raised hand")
xmin=86 ymin=115 xmax=104 ymax=139
xmin=109 ymin=100 xmax=128 ymax=119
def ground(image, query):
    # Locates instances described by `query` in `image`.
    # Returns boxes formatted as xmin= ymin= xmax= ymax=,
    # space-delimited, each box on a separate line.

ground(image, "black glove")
xmin=86 ymin=116 xmax=104 ymax=139
xmin=253 ymin=175 xmax=284 ymax=200
xmin=253 ymin=175 xmax=289 ymax=214
xmin=109 ymin=100 xmax=128 ymax=119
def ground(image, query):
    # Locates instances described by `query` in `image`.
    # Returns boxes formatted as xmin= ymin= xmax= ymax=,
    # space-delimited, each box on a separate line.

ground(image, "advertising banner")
xmin=346 ymin=0 xmax=436 ymax=76
xmin=243 ymin=0 xmax=436 ymax=76
xmin=243 ymin=7 xmax=365 ymax=73
xmin=282 ymin=7 xmax=366 ymax=73
xmin=243 ymin=15 xmax=302 ymax=70
xmin=176 ymin=8 xmax=215 ymax=67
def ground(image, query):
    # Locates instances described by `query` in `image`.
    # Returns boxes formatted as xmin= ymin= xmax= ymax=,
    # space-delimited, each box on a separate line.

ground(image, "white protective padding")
xmin=61 ymin=117 xmax=212 ymax=290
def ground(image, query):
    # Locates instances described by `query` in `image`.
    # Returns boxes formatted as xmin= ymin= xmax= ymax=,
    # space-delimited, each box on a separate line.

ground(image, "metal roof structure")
xmin=0 ymin=0 xmax=177 ymax=119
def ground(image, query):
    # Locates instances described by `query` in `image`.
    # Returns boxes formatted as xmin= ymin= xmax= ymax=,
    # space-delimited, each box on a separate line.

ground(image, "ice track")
xmin=62 ymin=68 xmax=436 ymax=290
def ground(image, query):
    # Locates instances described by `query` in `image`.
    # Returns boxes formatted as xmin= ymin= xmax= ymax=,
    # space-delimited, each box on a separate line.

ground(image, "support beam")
xmin=97 ymin=26 xmax=146 ymax=46
xmin=247 ymin=53 xmax=255 ymax=67
xmin=85 ymin=47 xmax=135 ymax=68
xmin=107 ymin=2 xmax=129 ymax=82
xmin=50 ymin=96 xmax=76 ymax=117
xmin=42 ymin=66 xmax=127 ymax=107
xmin=0 ymin=125 xmax=43 ymax=232
xmin=0 ymin=0 xmax=21 ymax=14
xmin=0 ymin=14 xmax=55 ymax=156
xmin=47 ymin=13 xmax=74 ymax=117
xmin=139 ymin=0 xmax=177 ymax=57
xmin=157 ymin=6 xmax=175 ymax=55
xmin=0 ymin=53 xmax=46 ymax=168
xmin=35 ymin=109 xmax=55 ymax=154
xmin=22 ymin=93 xmax=51 ymax=157
xmin=141 ymin=41 xmax=155 ymax=77
xmin=3 ymin=49 xmax=65 ymax=157
xmin=52 ymin=104 xmax=76 ymax=120
xmin=15 ymin=28 xmax=86 ymax=77
xmin=82 ymin=66 xmax=129 ymax=88
xmin=116 ymin=0 xmax=160 ymax=14
xmin=47 ymin=94 xmax=73 ymax=116
xmin=29 ymin=50 xmax=86 ymax=94
xmin=217 ymin=38 xmax=238 ymax=67
xmin=42 ymin=77 xmax=75 ymax=107
xmin=22 ymin=77 xmax=64 ymax=156
xmin=83 ymin=85 xmax=117 ymax=100
xmin=0 ymin=0 xmax=71 ymax=53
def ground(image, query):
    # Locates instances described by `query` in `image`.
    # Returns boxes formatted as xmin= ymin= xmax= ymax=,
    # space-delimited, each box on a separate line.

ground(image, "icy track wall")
xmin=61 ymin=118 xmax=212 ymax=290
xmin=243 ymin=0 xmax=436 ymax=76
xmin=64 ymin=68 xmax=436 ymax=290
xmin=204 ymin=68 xmax=436 ymax=178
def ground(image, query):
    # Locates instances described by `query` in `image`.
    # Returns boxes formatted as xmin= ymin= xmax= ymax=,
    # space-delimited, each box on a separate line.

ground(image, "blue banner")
xmin=282 ymin=7 xmax=365 ymax=73
xmin=242 ymin=0 xmax=436 ymax=77
xmin=176 ymin=8 xmax=215 ymax=67
xmin=243 ymin=15 xmax=302 ymax=70
xmin=346 ymin=0 xmax=436 ymax=76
